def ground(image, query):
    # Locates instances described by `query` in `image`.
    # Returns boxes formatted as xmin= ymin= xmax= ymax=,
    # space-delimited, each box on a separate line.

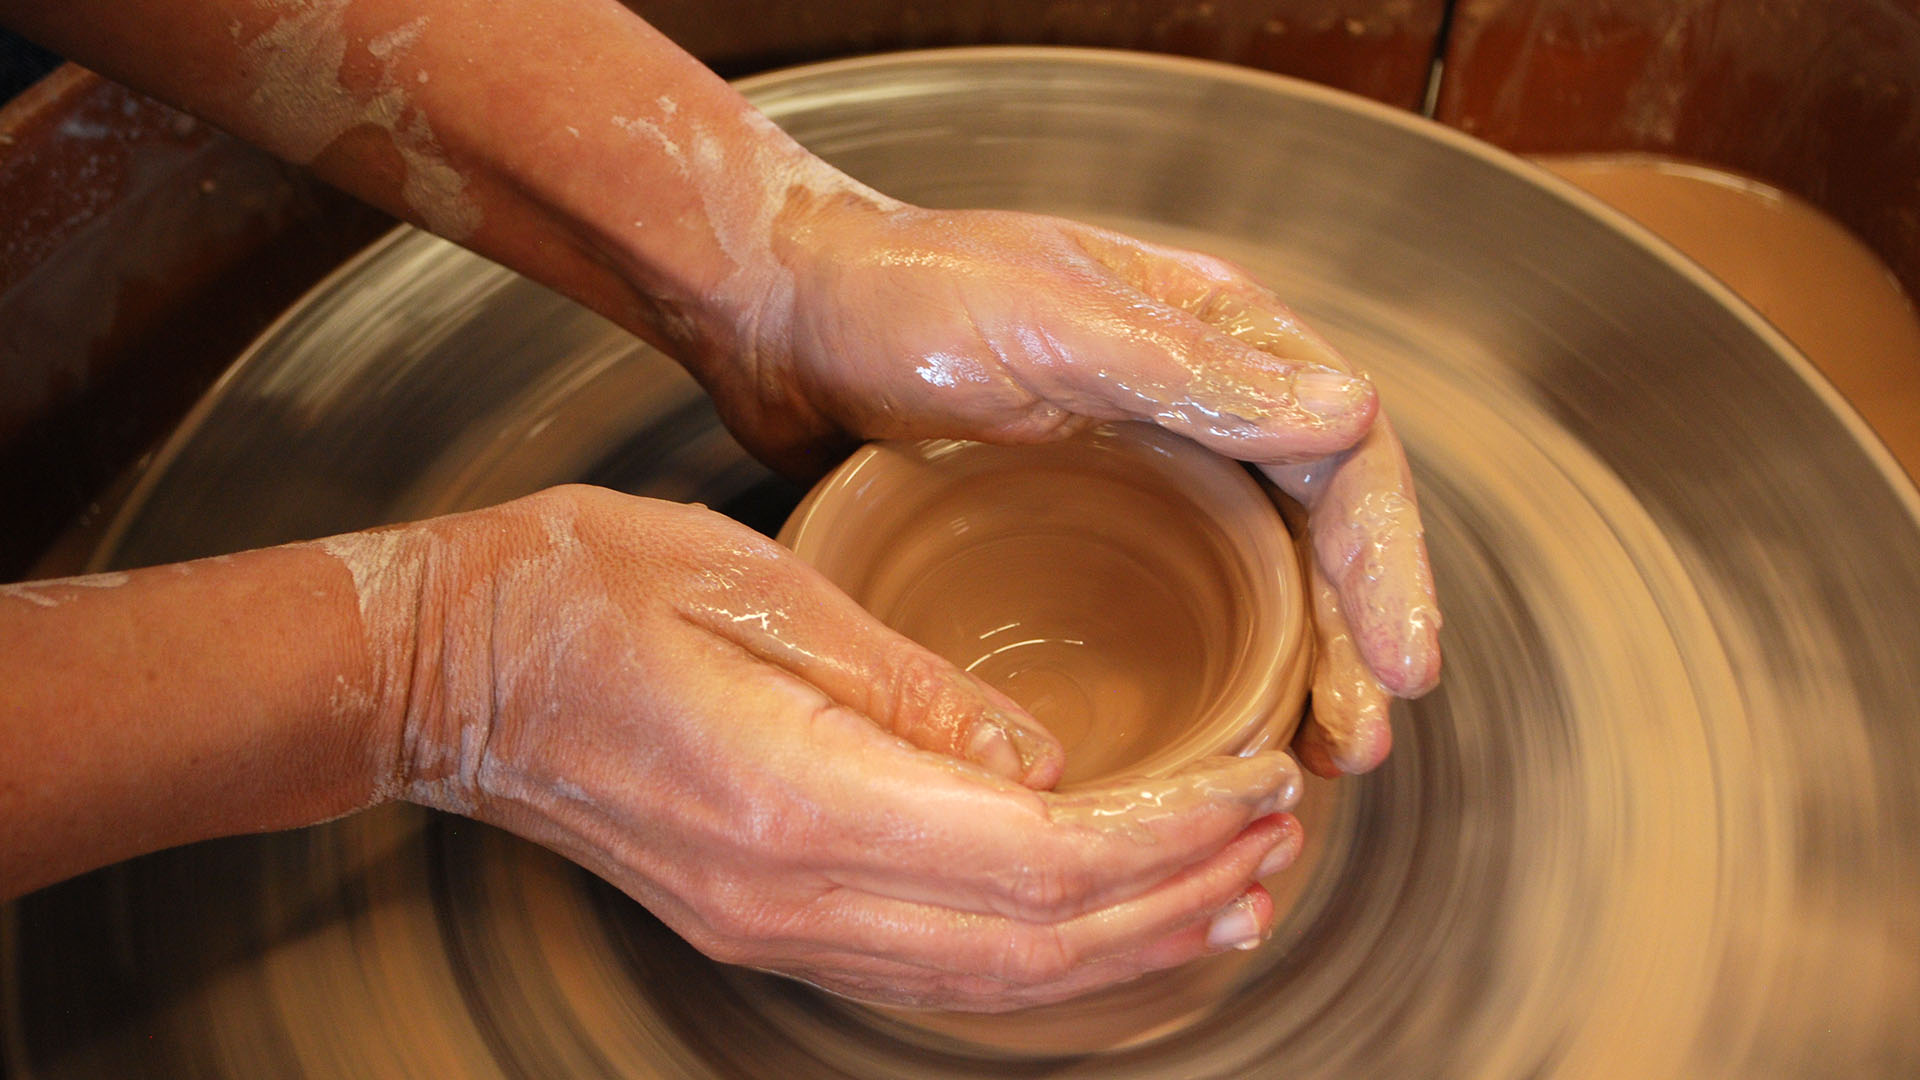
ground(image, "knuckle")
xmin=1002 ymin=855 xmax=1085 ymax=921
xmin=525 ymin=482 xmax=586 ymax=506
xmin=693 ymin=895 xmax=785 ymax=963
xmin=1187 ymin=251 xmax=1242 ymax=279
xmin=876 ymin=649 xmax=965 ymax=736
xmin=512 ymin=484 xmax=588 ymax=523
xmin=733 ymin=779 xmax=811 ymax=853
xmin=995 ymin=927 xmax=1078 ymax=985
xmin=540 ymin=481 xmax=598 ymax=501
xmin=526 ymin=482 xmax=625 ymax=522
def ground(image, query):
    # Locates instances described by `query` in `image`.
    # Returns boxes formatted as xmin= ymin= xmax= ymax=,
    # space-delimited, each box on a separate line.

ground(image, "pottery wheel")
xmin=6 ymin=49 xmax=1918 ymax=1077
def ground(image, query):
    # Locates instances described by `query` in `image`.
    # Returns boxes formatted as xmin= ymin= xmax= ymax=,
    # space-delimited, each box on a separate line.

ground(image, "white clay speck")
xmin=612 ymin=114 xmax=684 ymax=171
xmin=0 ymin=586 xmax=58 ymax=608
xmin=366 ymin=14 xmax=427 ymax=59
xmin=0 ymin=571 xmax=132 ymax=609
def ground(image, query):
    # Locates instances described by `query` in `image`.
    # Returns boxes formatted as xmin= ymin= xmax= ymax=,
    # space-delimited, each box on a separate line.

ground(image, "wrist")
xmin=594 ymin=131 xmax=883 ymax=368
xmin=345 ymin=496 xmax=562 ymax=818
xmin=309 ymin=523 xmax=435 ymax=814
xmin=643 ymin=169 xmax=909 ymax=476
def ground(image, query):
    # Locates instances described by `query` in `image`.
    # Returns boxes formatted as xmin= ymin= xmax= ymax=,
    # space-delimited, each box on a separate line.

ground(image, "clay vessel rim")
xmin=778 ymin=423 xmax=1310 ymax=777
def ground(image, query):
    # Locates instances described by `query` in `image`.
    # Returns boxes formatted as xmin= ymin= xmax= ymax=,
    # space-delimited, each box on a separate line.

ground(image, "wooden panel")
xmin=642 ymin=0 xmax=1446 ymax=110
xmin=0 ymin=70 xmax=391 ymax=578
xmin=1435 ymin=0 xmax=1920 ymax=300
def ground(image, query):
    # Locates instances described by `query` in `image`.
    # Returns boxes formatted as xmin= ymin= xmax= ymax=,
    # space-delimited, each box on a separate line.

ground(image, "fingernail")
xmin=991 ymin=709 xmax=1051 ymax=769
xmin=1293 ymin=371 xmax=1367 ymax=416
xmin=1257 ymin=755 xmax=1304 ymax=815
xmin=966 ymin=722 xmax=1025 ymax=779
xmin=1205 ymin=895 xmax=1264 ymax=951
xmin=1256 ymin=828 xmax=1302 ymax=879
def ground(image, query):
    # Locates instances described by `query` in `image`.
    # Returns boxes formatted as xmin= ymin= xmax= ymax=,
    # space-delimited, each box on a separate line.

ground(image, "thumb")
xmin=854 ymin=636 xmax=1068 ymax=790
xmin=677 ymin=546 xmax=1067 ymax=788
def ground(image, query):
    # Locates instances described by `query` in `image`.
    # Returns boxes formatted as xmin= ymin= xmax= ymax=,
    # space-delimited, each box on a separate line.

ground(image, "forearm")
xmin=0 ymin=546 xmax=389 ymax=898
xmin=0 ymin=0 xmax=871 ymax=357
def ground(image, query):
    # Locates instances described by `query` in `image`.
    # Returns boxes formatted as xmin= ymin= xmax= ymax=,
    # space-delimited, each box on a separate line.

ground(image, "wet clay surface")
xmin=780 ymin=424 xmax=1309 ymax=787
xmin=1536 ymin=154 xmax=1920 ymax=478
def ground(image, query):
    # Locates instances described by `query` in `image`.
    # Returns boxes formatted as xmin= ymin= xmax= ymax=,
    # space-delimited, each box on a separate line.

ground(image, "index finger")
xmin=1266 ymin=412 xmax=1441 ymax=697
xmin=820 ymin=733 xmax=1304 ymax=924
xmin=1174 ymin=267 xmax=1443 ymax=696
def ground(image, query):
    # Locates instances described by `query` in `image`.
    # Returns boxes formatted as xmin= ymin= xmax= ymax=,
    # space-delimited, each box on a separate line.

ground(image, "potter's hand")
xmin=690 ymin=197 xmax=1382 ymax=476
xmin=1237 ymin=294 xmax=1442 ymax=774
xmin=1136 ymin=259 xmax=1439 ymax=774
xmin=698 ymin=195 xmax=1440 ymax=773
xmin=375 ymin=486 xmax=1305 ymax=1011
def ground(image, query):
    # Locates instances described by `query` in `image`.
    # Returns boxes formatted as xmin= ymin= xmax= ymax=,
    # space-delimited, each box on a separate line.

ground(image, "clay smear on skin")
xmin=314 ymin=527 xmax=421 ymax=804
xmin=315 ymin=508 xmax=612 ymax=814
xmin=0 ymin=571 xmax=131 ymax=608
xmin=444 ymin=511 xmax=628 ymax=815
xmin=317 ymin=523 xmax=486 ymax=813
xmin=240 ymin=0 xmax=480 ymax=238
xmin=1044 ymin=754 xmax=1300 ymax=844
xmin=607 ymin=95 xmax=898 ymax=334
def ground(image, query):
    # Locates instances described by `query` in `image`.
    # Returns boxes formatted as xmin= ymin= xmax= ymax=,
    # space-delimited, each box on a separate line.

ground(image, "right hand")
xmin=352 ymin=486 xmax=1304 ymax=1011
xmin=683 ymin=194 xmax=1441 ymax=777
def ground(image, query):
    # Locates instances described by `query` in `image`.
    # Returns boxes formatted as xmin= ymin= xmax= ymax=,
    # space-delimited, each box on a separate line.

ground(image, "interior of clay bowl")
xmin=778 ymin=422 xmax=1311 ymax=786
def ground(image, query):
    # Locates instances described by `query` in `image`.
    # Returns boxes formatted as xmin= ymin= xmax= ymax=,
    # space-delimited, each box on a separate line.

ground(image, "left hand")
xmin=681 ymin=195 xmax=1441 ymax=774
xmin=372 ymin=486 xmax=1307 ymax=1010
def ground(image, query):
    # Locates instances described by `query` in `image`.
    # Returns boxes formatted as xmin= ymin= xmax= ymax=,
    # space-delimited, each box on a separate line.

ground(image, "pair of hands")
xmin=365 ymin=197 xmax=1439 ymax=1011
xmin=12 ymin=0 xmax=1434 ymax=1015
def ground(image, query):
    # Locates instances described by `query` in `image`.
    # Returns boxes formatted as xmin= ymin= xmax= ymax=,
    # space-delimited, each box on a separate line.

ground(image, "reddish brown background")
xmin=1438 ymin=0 xmax=1920 ymax=319
xmin=3 ymin=0 xmax=1917 ymax=578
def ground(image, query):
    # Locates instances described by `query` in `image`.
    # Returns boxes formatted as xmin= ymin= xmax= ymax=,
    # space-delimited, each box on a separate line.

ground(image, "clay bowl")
xmin=778 ymin=422 xmax=1311 ymax=786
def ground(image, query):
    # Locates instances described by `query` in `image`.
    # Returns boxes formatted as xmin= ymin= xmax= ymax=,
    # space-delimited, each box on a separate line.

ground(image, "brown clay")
xmin=779 ymin=422 xmax=1311 ymax=787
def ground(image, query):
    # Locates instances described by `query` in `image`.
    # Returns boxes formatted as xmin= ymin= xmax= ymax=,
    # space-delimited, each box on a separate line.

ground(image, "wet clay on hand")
xmin=781 ymin=423 xmax=1311 ymax=786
